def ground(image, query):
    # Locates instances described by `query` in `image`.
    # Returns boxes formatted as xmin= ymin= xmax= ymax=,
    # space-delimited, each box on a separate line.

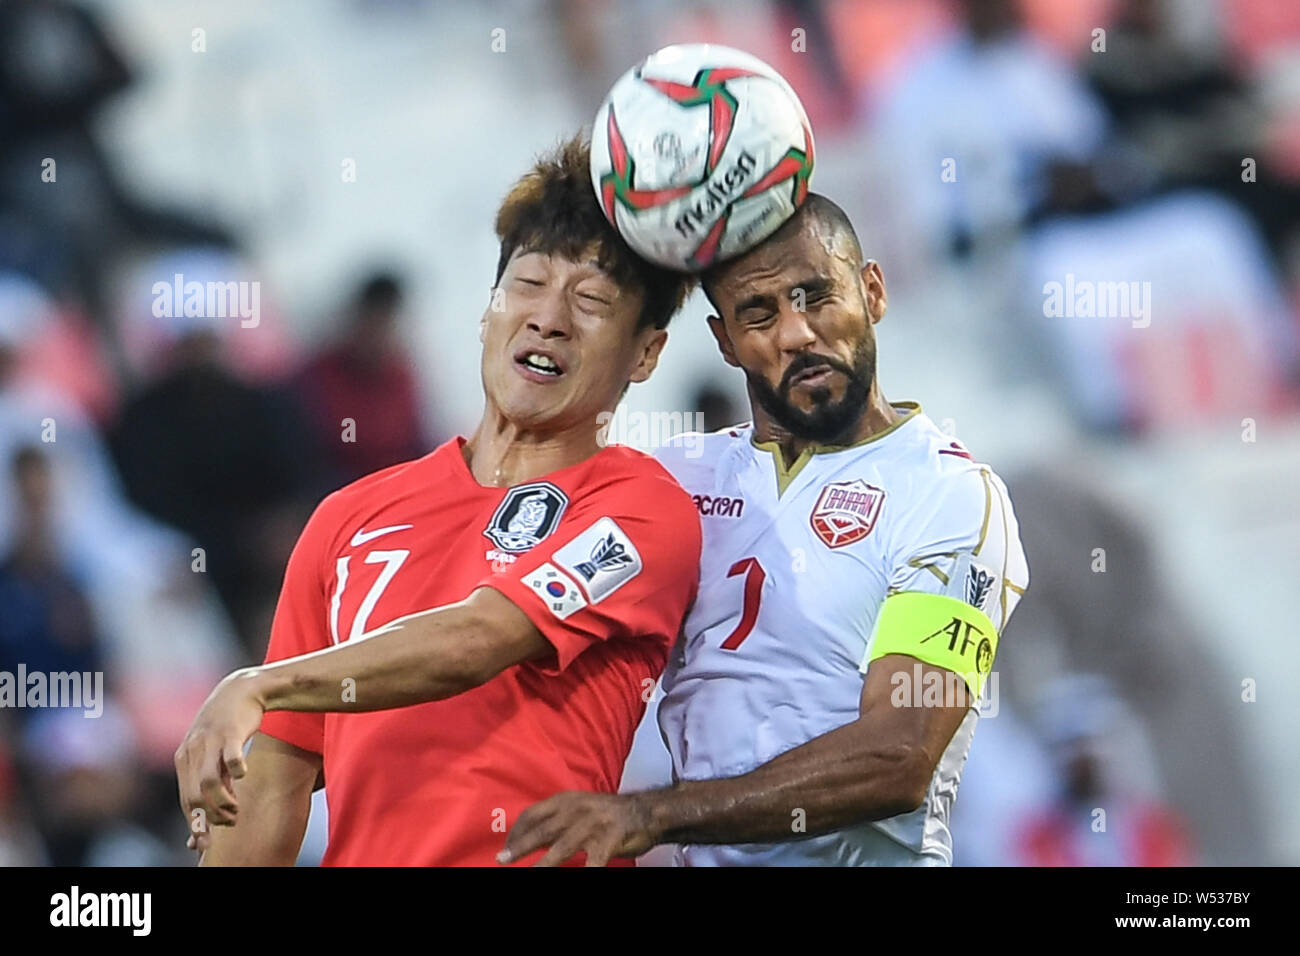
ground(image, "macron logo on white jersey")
xmin=350 ymin=525 xmax=413 ymax=548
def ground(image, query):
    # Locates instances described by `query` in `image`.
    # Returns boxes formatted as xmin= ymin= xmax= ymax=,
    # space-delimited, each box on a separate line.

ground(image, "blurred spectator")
xmin=0 ymin=447 xmax=102 ymax=700
xmin=774 ymin=0 xmax=855 ymax=126
xmin=1 ymin=272 xmax=243 ymax=747
xmin=117 ymin=248 xmax=303 ymax=387
xmin=0 ymin=273 xmax=153 ymax=575
xmin=110 ymin=316 xmax=316 ymax=656
xmin=869 ymin=0 xmax=1111 ymax=261
xmin=1014 ymin=675 xmax=1194 ymax=866
xmin=18 ymin=704 xmax=182 ymax=866
xmin=949 ymin=698 xmax=1056 ymax=866
xmin=1022 ymin=191 xmax=1300 ymax=433
xmin=1001 ymin=462 xmax=1268 ymax=863
xmin=1085 ymin=0 xmax=1300 ymax=264
xmin=0 ymin=734 xmax=43 ymax=865
xmin=0 ymin=0 xmax=230 ymax=327
xmin=552 ymin=0 xmax=611 ymax=109
xmin=295 ymin=271 xmax=432 ymax=495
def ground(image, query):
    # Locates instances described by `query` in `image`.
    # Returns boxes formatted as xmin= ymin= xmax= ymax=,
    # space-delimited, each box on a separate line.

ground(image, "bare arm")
xmin=503 ymin=654 xmax=971 ymax=865
xmin=253 ymin=586 xmax=548 ymax=713
xmin=177 ymin=586 xmax=550 ymax=849
xmin=636 ymin=654 xmax=968 ymax=843
xmin=198 ymin=733 xmax=322 ymax=866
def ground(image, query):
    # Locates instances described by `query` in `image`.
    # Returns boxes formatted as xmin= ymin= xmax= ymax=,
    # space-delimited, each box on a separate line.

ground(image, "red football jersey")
xmin=259 ymin=437 xmax=700 ymax=866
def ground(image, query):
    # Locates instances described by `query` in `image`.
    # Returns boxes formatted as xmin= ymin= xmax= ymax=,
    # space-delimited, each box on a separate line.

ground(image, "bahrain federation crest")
xmin=809 ymin=479 xmax=884 ymax=549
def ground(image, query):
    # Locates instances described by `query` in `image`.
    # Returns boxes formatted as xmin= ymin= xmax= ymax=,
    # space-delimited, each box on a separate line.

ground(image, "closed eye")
xmin=799 ymin=283 xmax=832 ymax=303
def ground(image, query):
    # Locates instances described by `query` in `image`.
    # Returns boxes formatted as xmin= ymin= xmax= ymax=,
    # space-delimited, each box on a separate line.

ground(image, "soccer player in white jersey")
xmin=501 ymin=194 xmax=1029 ymax=866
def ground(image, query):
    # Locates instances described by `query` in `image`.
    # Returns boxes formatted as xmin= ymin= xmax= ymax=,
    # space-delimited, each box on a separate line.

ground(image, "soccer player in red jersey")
xmin=174 ymin=138 xmax=700 ymax=866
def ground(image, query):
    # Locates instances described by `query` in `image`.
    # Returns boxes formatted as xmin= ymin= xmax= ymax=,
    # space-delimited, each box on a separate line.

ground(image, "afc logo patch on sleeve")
xmin=945 ymin=551 xmax=1002 ymax=618
xmin=523 ymin=563 xmax=588 ymax=620
xmin=552 ymin=517 xmax=643 ymax=603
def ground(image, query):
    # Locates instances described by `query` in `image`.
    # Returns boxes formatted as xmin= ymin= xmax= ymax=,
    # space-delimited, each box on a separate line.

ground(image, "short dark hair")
xmin=700 ymin=193 xmax=863 ymax=312
xmin=494 ymin=135 xmax=695 ymax=331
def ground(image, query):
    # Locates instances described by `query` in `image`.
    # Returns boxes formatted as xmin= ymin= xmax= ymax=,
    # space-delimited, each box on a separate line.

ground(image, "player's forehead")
xmin=501 ymin=245 xmax=645 ymax=324
xmin=711 ymin=225 xmax=845 ymax=304
xmin=506 ymin=244 xmax=621 ymax=286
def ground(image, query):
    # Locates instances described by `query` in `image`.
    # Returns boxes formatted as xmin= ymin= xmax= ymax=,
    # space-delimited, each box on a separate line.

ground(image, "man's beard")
xmin=746 ymin=338 xmax=874 ymax=444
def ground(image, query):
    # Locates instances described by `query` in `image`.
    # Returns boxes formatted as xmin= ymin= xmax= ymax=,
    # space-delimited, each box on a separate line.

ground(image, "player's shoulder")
xmin=333 ymin=449 xmax=441 ymax=502
xmin=882 ymin=409 xmax=1015 ymax=535
xmin=581 ymin=443 xmax=698 ymax=517
xmin=305 ymin=444 xmax=447 ymax=534
xmin=651 ymin=422 xmax=753 ymax=482
xmin=886 ymin=407 xmax=996 ymax=480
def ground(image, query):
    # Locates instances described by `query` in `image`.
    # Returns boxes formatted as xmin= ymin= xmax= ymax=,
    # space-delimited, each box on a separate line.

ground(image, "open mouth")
xmin=514 ymin=349 xmax=566 ymax=381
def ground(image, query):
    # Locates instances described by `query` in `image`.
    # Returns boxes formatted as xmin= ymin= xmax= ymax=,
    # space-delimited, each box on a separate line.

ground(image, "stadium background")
xmin=1 ymin=0 xmax=1297 ymax=866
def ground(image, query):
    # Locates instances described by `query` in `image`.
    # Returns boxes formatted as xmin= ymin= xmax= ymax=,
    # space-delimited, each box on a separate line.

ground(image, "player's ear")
xmin=861 ymin=260 xmax=887 ymax=325
xmin=706 ymin=314 xmax=740 ymax=368
xmin=628 ymin=327 xmax=668 ymax=384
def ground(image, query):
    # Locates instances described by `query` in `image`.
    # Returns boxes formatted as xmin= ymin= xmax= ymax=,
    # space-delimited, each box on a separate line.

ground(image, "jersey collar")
xmin=750 ymin=402 xmax=922 ymax=497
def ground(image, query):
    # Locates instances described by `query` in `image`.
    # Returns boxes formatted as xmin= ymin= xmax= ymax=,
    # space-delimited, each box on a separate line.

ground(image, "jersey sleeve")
xmin=484 ymin=470 xmax=701 ymax=675
xmin=891 ymin=465 xmax=1028 ymax=629
xmin=258 ymin=494 xmax=345 ymax=754
xmin=862 ymin=465 xmax=1029 ymax=688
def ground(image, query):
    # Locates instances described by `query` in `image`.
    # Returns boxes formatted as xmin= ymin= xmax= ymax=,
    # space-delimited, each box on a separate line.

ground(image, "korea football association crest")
xmin=484 ymin=482 xmax=569 ymax=553
xmin=809 ymin=479 xmax=885 ymax=549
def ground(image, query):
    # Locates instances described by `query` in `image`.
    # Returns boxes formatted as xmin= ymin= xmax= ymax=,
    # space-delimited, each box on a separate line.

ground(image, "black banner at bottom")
xmin=0 ymin=865 xmax=1280 ymax=943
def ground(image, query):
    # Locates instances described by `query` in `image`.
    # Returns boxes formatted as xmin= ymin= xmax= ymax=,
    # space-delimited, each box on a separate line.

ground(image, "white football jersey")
xmin=653 ymin=403 xmax=1028 ymax=866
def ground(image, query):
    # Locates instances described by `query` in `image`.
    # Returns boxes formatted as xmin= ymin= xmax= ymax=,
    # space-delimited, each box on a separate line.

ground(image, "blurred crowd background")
xmin=0 ymin=0 xmax=1297 ymax=867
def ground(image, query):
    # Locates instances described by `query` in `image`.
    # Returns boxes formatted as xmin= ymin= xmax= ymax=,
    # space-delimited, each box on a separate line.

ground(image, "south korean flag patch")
xmin=524 ymin=563 xmax=587 ymax=620
xmin=553 ymin=517 xmax=643 ymax=604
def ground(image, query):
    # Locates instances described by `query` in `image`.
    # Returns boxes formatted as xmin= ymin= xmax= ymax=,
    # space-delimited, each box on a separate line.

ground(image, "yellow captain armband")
xmin=864 ymin=591 xmax=998 ymax=699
